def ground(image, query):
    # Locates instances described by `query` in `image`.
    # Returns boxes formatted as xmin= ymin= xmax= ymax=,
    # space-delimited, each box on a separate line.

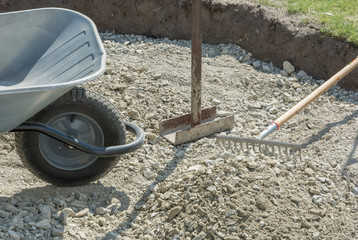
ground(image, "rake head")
xmin=216 ymin=135 xmax=301 ymax=161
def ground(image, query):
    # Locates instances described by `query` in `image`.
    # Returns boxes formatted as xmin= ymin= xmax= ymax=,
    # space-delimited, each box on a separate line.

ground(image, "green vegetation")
xmin=257 ymin=0 xmax=358 ymax=46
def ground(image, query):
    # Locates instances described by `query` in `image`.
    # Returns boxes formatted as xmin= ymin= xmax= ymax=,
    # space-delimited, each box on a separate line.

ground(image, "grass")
xmin=256 ymin=0 xmax=358 ymax=47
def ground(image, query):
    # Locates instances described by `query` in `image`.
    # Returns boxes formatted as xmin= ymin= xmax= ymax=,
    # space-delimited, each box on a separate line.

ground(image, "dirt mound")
xmin=0 ymin=0 xmax=357 ymax=90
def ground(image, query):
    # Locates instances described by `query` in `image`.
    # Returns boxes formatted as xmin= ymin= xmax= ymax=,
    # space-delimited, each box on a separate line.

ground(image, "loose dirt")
xmin=0 ymin=33 xmax=357 ymax=240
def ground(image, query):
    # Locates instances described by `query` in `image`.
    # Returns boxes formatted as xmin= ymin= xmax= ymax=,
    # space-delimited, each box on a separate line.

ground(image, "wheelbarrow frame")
xmin=11 ymin=121 xmax=144 ymax=157
xmin=0 ymin=8 xmax=144 ymax=157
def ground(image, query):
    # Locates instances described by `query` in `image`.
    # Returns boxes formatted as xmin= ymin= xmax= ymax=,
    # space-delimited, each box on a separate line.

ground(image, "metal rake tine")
xmin=219 ymin=139 xmax=224 ymax=149
xmin=234 ymin=142 xmax=239 ymax=152
xmin=217 ymin=138 xmax=223 ymax=149
xmin=268 ymin=144 xmax=272 ymax=155
xmin=272 ymin=145 xmax=276 ymax=156
xmin=228 ymin=140 xmax=233 ymax=151
xmin=220 ymin=139 xmax=224 ymax=149
xmin=268 ymin=144 xmax=272 ymax=156
xmin=278 ymin=146 xmax=282 ymax=158
xmin=292 ymin=148 xmax=296 ymax=161
xmin=286 ymin=147 xmax=291 ymax=160
xmin=265 ymin=144 xmax=267 ymax=154
xmin=239 ymin=141 xmax=243 ymax=152
xmin=219 ymin=139 xmax=226 ymax=150
xmin=232 ymin=141 xmax=237 ymax=152
xmin=231 ymin=141 xmax=236 ymax=153
xmin=227 ymin=139 xmax=232 ymax=152
xmin=227 ymin=140 xmax=231 ymax=151
xmin=225 ymin=140 xmax=229 ymax=151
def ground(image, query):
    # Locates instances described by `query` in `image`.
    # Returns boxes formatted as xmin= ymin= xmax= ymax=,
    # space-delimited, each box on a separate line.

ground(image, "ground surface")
xmin=0 ymin=33 xmax=358 ymax=239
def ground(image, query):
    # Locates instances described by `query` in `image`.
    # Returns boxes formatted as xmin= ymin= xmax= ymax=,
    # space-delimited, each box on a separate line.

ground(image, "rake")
xmin=217 ymin=57 xmax=358 ymax=159
xmin=216 ymin=135 xmax=301 ymax=160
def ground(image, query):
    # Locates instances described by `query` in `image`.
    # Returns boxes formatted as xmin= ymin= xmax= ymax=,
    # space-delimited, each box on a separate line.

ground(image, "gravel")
xmin=0 ymin=32 xmax=358 ymax=239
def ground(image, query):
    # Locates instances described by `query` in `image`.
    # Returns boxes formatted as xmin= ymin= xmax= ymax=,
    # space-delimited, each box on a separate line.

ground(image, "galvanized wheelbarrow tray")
xmin=0 ymin=8 xmax=144 ymax=186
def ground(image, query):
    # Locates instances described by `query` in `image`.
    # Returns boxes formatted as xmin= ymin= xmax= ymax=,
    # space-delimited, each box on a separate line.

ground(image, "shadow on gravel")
xmin=300 ymin=110 xmax=358 ymax=187
xmin=343 ymin=131 xmax=358 ymax=187
xmin=0 ymin=183 xmax=130 ymax=240
xmin=301 ymin=110 xmax=358 ymax=149
xmin=103 ymin=145 xmax=189 ymax=240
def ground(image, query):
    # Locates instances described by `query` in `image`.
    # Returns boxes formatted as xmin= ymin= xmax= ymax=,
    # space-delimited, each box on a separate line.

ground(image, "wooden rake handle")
xmin=274 ymin=57 xmax=358 ymax=127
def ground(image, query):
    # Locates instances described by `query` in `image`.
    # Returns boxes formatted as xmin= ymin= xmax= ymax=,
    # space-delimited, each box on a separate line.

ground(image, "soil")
xmin=0 ymin=1 xmax=358 ymax=240
xmin=0 ymin=0 xmax=357 ymax=90
xmin=1 ymin=32 xmax=358 ymax=239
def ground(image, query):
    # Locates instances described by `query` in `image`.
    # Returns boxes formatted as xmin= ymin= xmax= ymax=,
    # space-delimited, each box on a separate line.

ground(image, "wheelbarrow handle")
xmin=12 ymin=121 xmax=145 ymax=157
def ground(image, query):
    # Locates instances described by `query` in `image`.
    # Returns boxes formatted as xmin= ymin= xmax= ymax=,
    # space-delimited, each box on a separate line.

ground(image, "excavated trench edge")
xmin=0 ymin=0 xmax=357 ymax=90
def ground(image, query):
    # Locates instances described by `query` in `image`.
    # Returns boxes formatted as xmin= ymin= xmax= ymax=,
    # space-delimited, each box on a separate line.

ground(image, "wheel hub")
xmin=38 ymin=112 xmax=104 ymax=171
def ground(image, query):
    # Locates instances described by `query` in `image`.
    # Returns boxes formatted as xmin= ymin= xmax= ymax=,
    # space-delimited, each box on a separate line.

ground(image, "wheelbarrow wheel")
xmin=15 ymin=87 xmax=126 ymax=186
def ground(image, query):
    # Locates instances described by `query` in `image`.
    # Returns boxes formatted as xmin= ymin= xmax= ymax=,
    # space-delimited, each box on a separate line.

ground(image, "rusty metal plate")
xmin=160 ymin=109 xmax=234 ymax=145
xmin=159 ymin=106 xmax=217 ymax=134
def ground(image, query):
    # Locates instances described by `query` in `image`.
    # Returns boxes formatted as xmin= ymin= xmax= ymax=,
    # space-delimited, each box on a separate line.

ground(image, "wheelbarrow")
xmin=0 ymin=8 xmax=145 ymax=186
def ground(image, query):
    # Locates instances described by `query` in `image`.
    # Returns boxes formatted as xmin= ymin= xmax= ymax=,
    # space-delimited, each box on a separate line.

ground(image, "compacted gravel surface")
xmin=0 ymin=33 xmax=358 ymax=240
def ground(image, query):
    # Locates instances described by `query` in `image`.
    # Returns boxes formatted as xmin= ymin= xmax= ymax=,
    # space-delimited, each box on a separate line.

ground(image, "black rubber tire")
xmin=15 ymin=87 xmax=126 ymax=186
